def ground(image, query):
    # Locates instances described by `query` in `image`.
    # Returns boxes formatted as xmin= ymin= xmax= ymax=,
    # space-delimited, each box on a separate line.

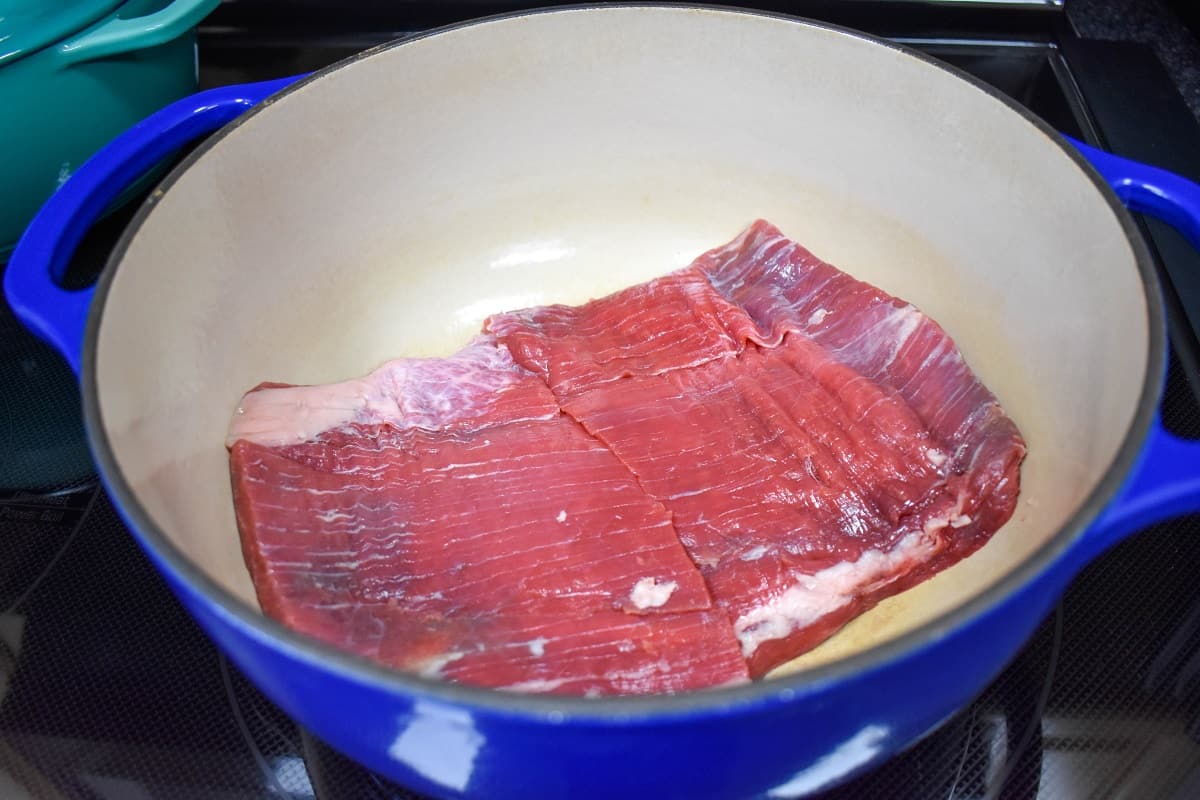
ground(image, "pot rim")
xmin=81 ymin=3 xmax=1165 ymax=720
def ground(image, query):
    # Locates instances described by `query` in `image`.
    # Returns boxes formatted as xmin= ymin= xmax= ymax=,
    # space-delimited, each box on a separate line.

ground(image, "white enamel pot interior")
xmin=90 ymin=7 xmax=1155 ymax=687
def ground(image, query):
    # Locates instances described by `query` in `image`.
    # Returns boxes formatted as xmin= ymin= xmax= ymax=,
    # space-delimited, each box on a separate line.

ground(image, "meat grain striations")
xmin=229 ymin=221 xmax=1025 ymax=693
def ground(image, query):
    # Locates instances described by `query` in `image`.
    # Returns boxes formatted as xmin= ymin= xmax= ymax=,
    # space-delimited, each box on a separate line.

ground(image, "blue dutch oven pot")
xmin=6 ymin=7 xmax=1200 ymax=798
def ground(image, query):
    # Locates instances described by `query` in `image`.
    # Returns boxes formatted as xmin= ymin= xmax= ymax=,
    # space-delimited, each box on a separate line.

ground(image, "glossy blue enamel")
xmin=1085 ymin=413 xmax=1200 ymax=561
xmin=142 ymin=542 xmax=1062 ymax=799
xmin=7 ymin=84 xmax=1200 ymax=798
xmin=1071 ymin=137 xmax=1200 ymax=250
xmin=1063 ymin=138 xmax=1200 ymax=562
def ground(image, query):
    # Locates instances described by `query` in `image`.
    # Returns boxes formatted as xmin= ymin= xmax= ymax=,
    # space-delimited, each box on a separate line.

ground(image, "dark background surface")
xmin=1069 ymin=0 xmax=1200 ymax=119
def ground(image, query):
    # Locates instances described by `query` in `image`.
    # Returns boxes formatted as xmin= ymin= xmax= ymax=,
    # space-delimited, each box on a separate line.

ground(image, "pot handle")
xmin=1070 ymin=138 xmax=1200 ymax=559
xmin=3 ymin=76 xmax=304 ymax=375
xmin=57 ymin=0 xmax=221 ymax=66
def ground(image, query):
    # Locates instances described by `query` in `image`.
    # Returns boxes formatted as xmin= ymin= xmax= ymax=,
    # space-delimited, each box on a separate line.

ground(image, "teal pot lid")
xmin=0 ymin=0 xmax=124 ymax=66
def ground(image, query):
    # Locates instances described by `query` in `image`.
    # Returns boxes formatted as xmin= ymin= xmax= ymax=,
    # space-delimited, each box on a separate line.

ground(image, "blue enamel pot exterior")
xmin=7 ymin=8 xmax=1200 ymax=798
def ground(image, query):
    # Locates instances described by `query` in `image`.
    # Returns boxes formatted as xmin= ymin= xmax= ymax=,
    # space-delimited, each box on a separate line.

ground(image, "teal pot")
xmin=0 ymin=0 xmax=217 ymax=492
xmin=0 ymin=0 xmax=220 ymax=259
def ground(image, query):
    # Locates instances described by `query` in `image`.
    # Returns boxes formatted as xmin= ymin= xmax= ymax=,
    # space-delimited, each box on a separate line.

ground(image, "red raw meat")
xmin=488 ymin=221 xmax=1025 ymax=676
xmin=229 ymin=337 xmax=749 ymax=695
xmin=230 ymin=220 xmax=1024 ymax=690
xmin=225 ymin=335 xmax=563 ymax=449
xmin=693 ymin=220 xmax=1022 ymax=508
xmin=488 ymin=268 xmax=756 ymax=395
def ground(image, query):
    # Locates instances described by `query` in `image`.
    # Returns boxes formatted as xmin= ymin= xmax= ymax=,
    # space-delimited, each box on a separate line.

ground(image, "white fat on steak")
xmin=733 ymin=532 xmax=938 ymax=658
xmin=629 ymin=577 xmax=678 ymax=610
xmin=226 ymin=335 xmax=554 ymax=448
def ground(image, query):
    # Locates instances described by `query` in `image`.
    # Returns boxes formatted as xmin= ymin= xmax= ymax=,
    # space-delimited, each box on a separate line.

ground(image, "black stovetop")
xmin=3 ymin=3 xmax=1200 ymax=798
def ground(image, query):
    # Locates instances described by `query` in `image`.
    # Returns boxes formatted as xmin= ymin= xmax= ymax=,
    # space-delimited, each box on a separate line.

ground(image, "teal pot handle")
xmin=57 ymin=0 xmax=220 ymax=66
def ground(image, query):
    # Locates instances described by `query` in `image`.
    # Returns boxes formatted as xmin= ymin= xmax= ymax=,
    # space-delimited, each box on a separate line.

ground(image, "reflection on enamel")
xmin=454 ymin=295 xmax=542 ymax=327
xmin=388 ymin=700 xmax=485 ymax=792
xmin=767 ymin=724 xmax=890 ymax=797
xmin=489 ymin=241 xmax=575 ymax=269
